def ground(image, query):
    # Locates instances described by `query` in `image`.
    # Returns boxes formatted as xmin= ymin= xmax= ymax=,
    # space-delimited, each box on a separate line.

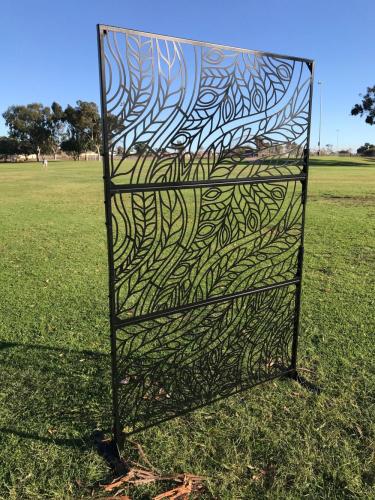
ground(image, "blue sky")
xmin=1 ymin=0 xmax=374 ymax=151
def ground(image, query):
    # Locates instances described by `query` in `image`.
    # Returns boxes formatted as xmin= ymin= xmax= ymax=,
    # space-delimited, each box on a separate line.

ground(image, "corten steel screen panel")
xmin=97 ymin=25 xmax=313 ymax=439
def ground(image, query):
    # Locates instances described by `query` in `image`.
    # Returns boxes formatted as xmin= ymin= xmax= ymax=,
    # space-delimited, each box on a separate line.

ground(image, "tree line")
xmin=0 ymin=101 xmax=102 ymax=161
xmin=0 ymin=86 xmax=373 ymax=162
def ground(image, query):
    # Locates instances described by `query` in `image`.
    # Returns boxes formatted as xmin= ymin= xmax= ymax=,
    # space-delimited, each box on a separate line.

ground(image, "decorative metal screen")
xmin=97 ymin=25 xmax=314 ymax=442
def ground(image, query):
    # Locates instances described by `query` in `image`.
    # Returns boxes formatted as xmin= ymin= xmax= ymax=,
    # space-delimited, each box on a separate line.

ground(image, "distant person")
xmin=43 ymin=159 xmax=48 ymax=168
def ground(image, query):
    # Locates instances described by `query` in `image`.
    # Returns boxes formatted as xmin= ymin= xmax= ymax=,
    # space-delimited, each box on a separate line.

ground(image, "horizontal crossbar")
xmin=113 ymin=277 xmax=300 ymax=328
xmin=109 ymin=174 xmax=307 ymax=194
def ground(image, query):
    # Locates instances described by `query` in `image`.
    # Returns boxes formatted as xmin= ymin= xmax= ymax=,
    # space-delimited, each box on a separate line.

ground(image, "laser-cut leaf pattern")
xmin=100 ymin=27 xmax=312 ymax=433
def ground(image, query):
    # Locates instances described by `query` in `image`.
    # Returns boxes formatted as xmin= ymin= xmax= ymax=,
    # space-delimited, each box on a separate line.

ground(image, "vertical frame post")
xmin=290 ymin=61 xmax=315 ymax=376
xmin=97 ymin=25 xmax=122 ymax=448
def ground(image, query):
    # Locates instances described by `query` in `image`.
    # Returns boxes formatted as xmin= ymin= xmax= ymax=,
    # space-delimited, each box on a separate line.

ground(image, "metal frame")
xmin=97 ymin=24 xmax=314 ymax=446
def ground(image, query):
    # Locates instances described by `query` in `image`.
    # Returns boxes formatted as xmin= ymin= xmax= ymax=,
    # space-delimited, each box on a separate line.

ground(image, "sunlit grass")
xmin=0 ymin=156 xmax=374 ymax=498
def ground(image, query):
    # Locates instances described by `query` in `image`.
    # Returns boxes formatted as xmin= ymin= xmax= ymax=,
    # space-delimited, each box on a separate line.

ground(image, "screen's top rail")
xmin=98 ymin=24 xmax=314 ymax=66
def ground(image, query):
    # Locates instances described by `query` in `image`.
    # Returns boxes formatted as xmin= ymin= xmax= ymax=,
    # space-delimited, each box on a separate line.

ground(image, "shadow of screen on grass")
xmin=309 ymin=158 xmax=375 ymax=167
xmin=0 ymin=341 xmax=112 ymax=449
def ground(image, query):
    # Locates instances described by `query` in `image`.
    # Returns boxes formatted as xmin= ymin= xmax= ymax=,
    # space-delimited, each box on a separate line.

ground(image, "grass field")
xmin=0 ymin=156 xmax=374 ymax=499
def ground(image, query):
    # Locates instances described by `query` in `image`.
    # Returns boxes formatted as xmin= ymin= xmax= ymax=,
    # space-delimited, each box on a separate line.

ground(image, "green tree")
xmin=357 ymin=142 xmax=375 ymax=156
xmin=107 ymin=113 xmax=124 ymax=138
xmin=133 ymin=142 xmax=148 ymax=155
xmin=62 ymin=101 xmax=101 ymax=160
xmin=60 ymin=138 xmax=85 ymax=160
xmin=50 ymin=102 xmax=65 ymax=159
xmin=351 ymin=86 xmax=375 ymax=125
xmin=2 ymin=103 xmax=54 ymax=161
xmin=0 ymin=136 xmax=20 ymax=161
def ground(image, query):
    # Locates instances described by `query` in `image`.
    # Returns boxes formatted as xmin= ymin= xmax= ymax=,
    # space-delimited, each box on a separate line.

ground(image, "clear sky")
xmin=1 ymin=0 xmax=374 ymax=151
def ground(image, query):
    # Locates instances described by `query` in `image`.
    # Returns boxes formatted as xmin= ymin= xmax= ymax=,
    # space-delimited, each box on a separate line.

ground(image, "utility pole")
xmin=318 ymin=81 xmax=323 ymax=156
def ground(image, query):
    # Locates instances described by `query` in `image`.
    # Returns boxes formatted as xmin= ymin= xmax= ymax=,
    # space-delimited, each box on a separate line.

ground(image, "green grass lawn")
xmin=0 ymin=156 xmax=374 ymax=499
